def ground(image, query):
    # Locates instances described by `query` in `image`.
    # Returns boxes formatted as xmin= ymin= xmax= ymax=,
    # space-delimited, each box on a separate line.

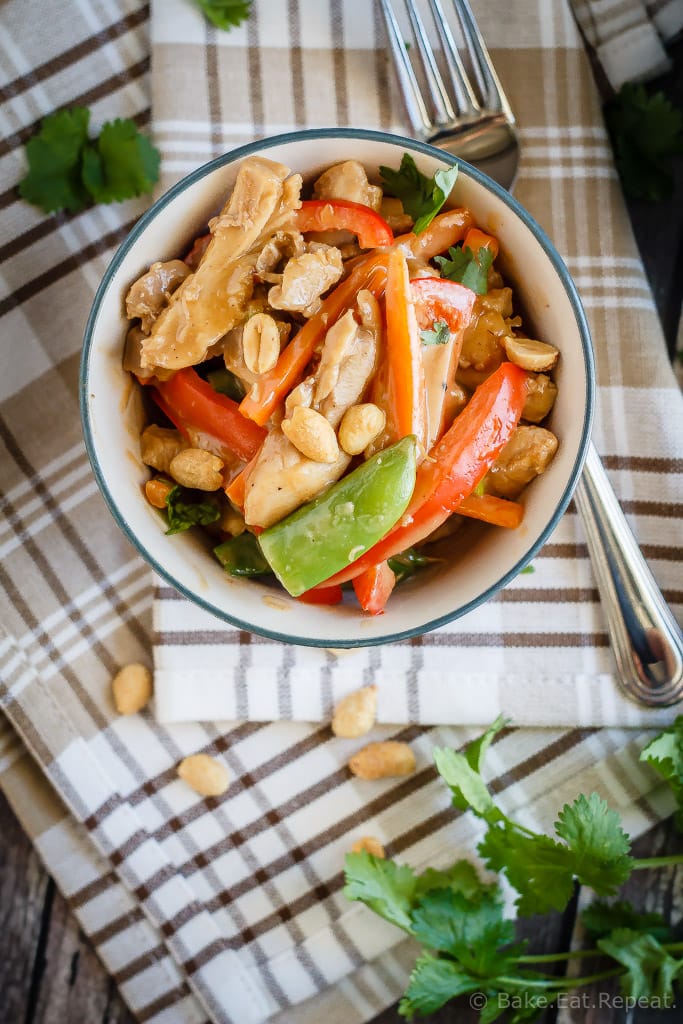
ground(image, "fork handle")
xmin=573 ymin=442 xmax=683 ymax=706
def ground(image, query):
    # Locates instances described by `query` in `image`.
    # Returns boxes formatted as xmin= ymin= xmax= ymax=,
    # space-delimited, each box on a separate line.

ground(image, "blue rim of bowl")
xmin=80 ymin=127 xmax=595 ymax=648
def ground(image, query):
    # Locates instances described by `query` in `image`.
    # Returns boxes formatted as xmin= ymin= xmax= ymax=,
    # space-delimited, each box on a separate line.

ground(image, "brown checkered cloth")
xmin=0 ymin=2 xmax=682 ymax=1023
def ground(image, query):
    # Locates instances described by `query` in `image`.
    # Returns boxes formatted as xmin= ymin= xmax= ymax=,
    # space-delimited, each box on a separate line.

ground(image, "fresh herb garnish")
xmin=604 ymin=82 xmax=683 ymax=201
xmin=19 ymin=107 xmax=160 ymax=214
xmin=345 ymin=716 xmax=683 ymax=1020
xmin=419 ymin=319 xmax=450 ymax=346
xmin=206 ymin=366 xmax=246 ymax=401
xmin=165 ymin=485 xmax=220 ymax=535
xmin=640 ymin=717 xmax=683 ymax=830
xmin=379 ymin=153 xmax=458 ymax=234
xmin=387 ymin=547 xmax=442 ymax=584
xmin=435 ymin=244 xmax=494 ymax=295
xmin=194 ymin=0 xmax=253 ymax=30
xmin=214 ymin=532 xmax=271 ymax=576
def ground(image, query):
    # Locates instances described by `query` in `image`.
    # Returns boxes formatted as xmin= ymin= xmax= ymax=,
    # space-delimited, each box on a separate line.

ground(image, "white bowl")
xmin=81 ymin=129 xmax=594 ymax=647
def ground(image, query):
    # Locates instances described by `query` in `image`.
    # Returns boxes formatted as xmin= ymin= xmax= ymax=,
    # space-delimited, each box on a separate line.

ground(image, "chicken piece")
xmin=255 ymin=230 xmax=305 ymax=275
xmin=140 ymin=424 xmax=188 ymax=474
xmin=380 ymin=197 xmax=413 ymax=233
xmin=125 ymin=260 xmax=191 ymax=334
xmin=243 ymin=298 xmax=379 ymax=528
xmin=487 ymin=425 xmax=559 ymax=499
xmin=313 ymin=160 xmax=382 ymax=211
xmin=140 ymin=157 xmax=301 ymax=371
xmin=522 ymin=372 xmax=558 ymax=423
xmin=268 ymin=243 xmax=343 ymax=318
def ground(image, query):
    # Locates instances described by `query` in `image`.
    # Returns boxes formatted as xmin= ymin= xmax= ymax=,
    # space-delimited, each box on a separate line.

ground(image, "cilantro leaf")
xmin=554 ymin=792 xmax=633 ymax=893
xmin=640 ymin=716 xmax=683 ymax=829
xmin=420 ymin=318 xmax=450 ymax=346
xmin=479 ymin=824 xmax=577 ymax=915
xmin=435 ymin=243 xmax=494 ymax=294
xmin=388 ymin=547 xmax=442 ymax=585
xmin=81 ymin=119 xmax=160 ymax=204
xmin=398 ymin=953 xmax=482 ymax=1020
xmin=344 ymin=850 xmax=416 ymax=932
xmin=411 ymin=888 xmax=519 ymax=977
xmin=194 ymin=0 xmax=252 ymax=30
xmin=413 ymin=858 xmax=494 ymax=902
xmin=165 ymin=486 xmax=220 ymax=535
xmin=581 ymin=899 xmax=672 ymax=942
xmin=604 ymin=83 xmax=683 ymax=201
xmin=597 ymin=928 xmax=683 ymax=1003
xmin=433 ymin=743 xmax=506 ymax=824
xmin=18 ymin=107 xmax=91 ymax=213
xmin=379 ymin=153 xmax=458 ymax=234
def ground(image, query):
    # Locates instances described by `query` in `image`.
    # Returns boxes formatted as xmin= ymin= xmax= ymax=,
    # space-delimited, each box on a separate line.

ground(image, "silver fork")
xmin=382 ymin=0 xmax=683 ymax=705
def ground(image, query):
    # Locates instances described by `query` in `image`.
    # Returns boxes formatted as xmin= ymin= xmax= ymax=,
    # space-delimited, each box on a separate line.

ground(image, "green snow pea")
xmin=213 ymin=532 xmax=271 ymax=577
xmin=259 ymin=435 xmax=418 ymax=597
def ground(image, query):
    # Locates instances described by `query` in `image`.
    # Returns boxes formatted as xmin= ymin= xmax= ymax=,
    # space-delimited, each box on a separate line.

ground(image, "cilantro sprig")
xmin=379 ymin=153 xmax=458 ymax=234
xmin=19 ymin=107 xmax=160 ymax=215
xmin=345 ymin=716 xmax=683 ymax=1020
xmin=604 ymin=82 xmax=683 ymax=202
xmin=194 ymin=0 xmax=253 ymax=30
xmin=435 ymin=243 xmax=494 ymax=294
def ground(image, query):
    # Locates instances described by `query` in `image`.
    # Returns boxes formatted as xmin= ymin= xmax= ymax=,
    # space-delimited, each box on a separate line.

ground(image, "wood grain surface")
xmin=0 ymin=34 xmax=681 ymax=1024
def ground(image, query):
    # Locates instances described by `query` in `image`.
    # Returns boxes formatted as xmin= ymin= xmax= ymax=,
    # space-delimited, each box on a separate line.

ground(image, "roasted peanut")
xmin=351 ymin=836 xmax=385 ymax=858
xmin=349 ymin=741 xmax=416 ymax=780
xmin=140 ymin=424 xmax=188 ymax=474
xmin=177 ymin=754 xmax=230 ymax=797
xmin=338 ymin=404 xmax=386 ymax=456
xmin=169 ymin=448 xmax=224 ymax=490
xmin=112 ymin=663 xmax=153 ymax=715
xmin=219 ymin=504 xmax=246 ymax=536
xmin=332 ymin=685 xmax=378 ymax=738
xmin=145 ymin=476 xmax=174 ymax=509
xmin=504 ymin=335 xmax=559 ymax=373
xmin=243 ymin=312 xmax=281 ymax=374
xmin=281 ymin=406 xmax=339 ymax=463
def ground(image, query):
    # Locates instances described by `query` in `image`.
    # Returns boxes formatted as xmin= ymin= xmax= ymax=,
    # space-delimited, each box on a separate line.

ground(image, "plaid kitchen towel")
xmin=151 ymin=0 xmax=683 ymax=727
xmin=0 ymin=2 xmax=682 ymax=1024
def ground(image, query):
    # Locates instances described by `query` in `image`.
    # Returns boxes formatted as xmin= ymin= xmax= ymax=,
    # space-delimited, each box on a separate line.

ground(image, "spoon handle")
xmin=573 ymin=442 xmax=683 ymax=706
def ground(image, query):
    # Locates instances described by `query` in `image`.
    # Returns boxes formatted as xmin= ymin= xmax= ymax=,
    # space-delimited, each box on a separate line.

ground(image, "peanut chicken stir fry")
xmin=124 ymin=154 xmax=559 ymax=613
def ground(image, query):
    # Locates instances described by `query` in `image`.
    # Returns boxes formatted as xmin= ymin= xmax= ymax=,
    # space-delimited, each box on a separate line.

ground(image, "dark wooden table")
xmin=1 ymin=40 xmax=681 ymax=1024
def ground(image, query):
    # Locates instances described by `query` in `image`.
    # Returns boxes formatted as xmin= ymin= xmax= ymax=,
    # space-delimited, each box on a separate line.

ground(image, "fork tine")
xmin=428 ymin=0 xmax=480 ymax=115
xmin=451 ymin=0 xmax=515 ymax=122
xmin=404 ymin=1 xmax=456 ymax=124
xmin=379 ymin=0 xmax=432 ymax=135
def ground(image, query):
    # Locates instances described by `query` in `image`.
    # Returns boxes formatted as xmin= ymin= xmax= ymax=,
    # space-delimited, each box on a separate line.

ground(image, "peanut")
xmin=169 ymin=448 xmax=224 ymax=490
xmin=349 ymin=741 xmax=416 ymax=780
xmin=332 ymin=685 xmax=378 ymax=738
xmin=243 ymin=312 xmax=281 ymax=374
xmin=503 ymin=335 xmax=559 ymax=373
xmin=281 ymin=406 xmax=339 ymax=463
xmin=338 ymin=404 xmax=386 ymax=456
xmin=140 ymin=424 xmax=188 ymax=474
xmin=351 ymin=836 xmax=385 ymax=858
xmin=145 ymin=476 xmax=174 ymax=509
xmin=112 ymin=663 xmax=153 ymax=715
xmin=177 ymin=754 xmax=230 ymax=797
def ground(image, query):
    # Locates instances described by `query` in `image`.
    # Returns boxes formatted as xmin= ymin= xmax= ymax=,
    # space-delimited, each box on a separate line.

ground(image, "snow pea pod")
xmin=259 ymin=435 xmax=418 ymax=597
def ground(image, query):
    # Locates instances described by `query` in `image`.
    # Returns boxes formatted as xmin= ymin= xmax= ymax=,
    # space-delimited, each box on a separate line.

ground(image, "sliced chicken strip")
xmin=140 ymin=157 xmax=301 ymax=371
xmin=244 ymin=298 xmax=380 ymax=528
xmin=125 ymin=260 xmax=191 ymax=334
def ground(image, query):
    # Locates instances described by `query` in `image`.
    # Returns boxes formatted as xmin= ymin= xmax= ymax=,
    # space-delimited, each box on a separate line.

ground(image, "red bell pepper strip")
xmin=352 ymin=562 xmax=396 ymax=615
xmin=410 ymin=277 xmax=476 ymax=333
xmin=463 ymin=227 xmax=499 ymax=261
xmin=320 ymin=362 xmax=528 ymax=586
xmin=457 ymin=492 xmax=523 ymax=529
xmin=297 ymin=584 xmax=344 ymax=606
xmin=155 ymin=368 xmax=267 ymax=463
xmin=384 ymin=248 xmax=428 ymax=451
xmin=239 ymin=251 xmax=389 ymax=426
xmin=295 ymin=199 xmax=394 ymax=249
xmin=149 ymin=387 xmax=190 ymax=440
